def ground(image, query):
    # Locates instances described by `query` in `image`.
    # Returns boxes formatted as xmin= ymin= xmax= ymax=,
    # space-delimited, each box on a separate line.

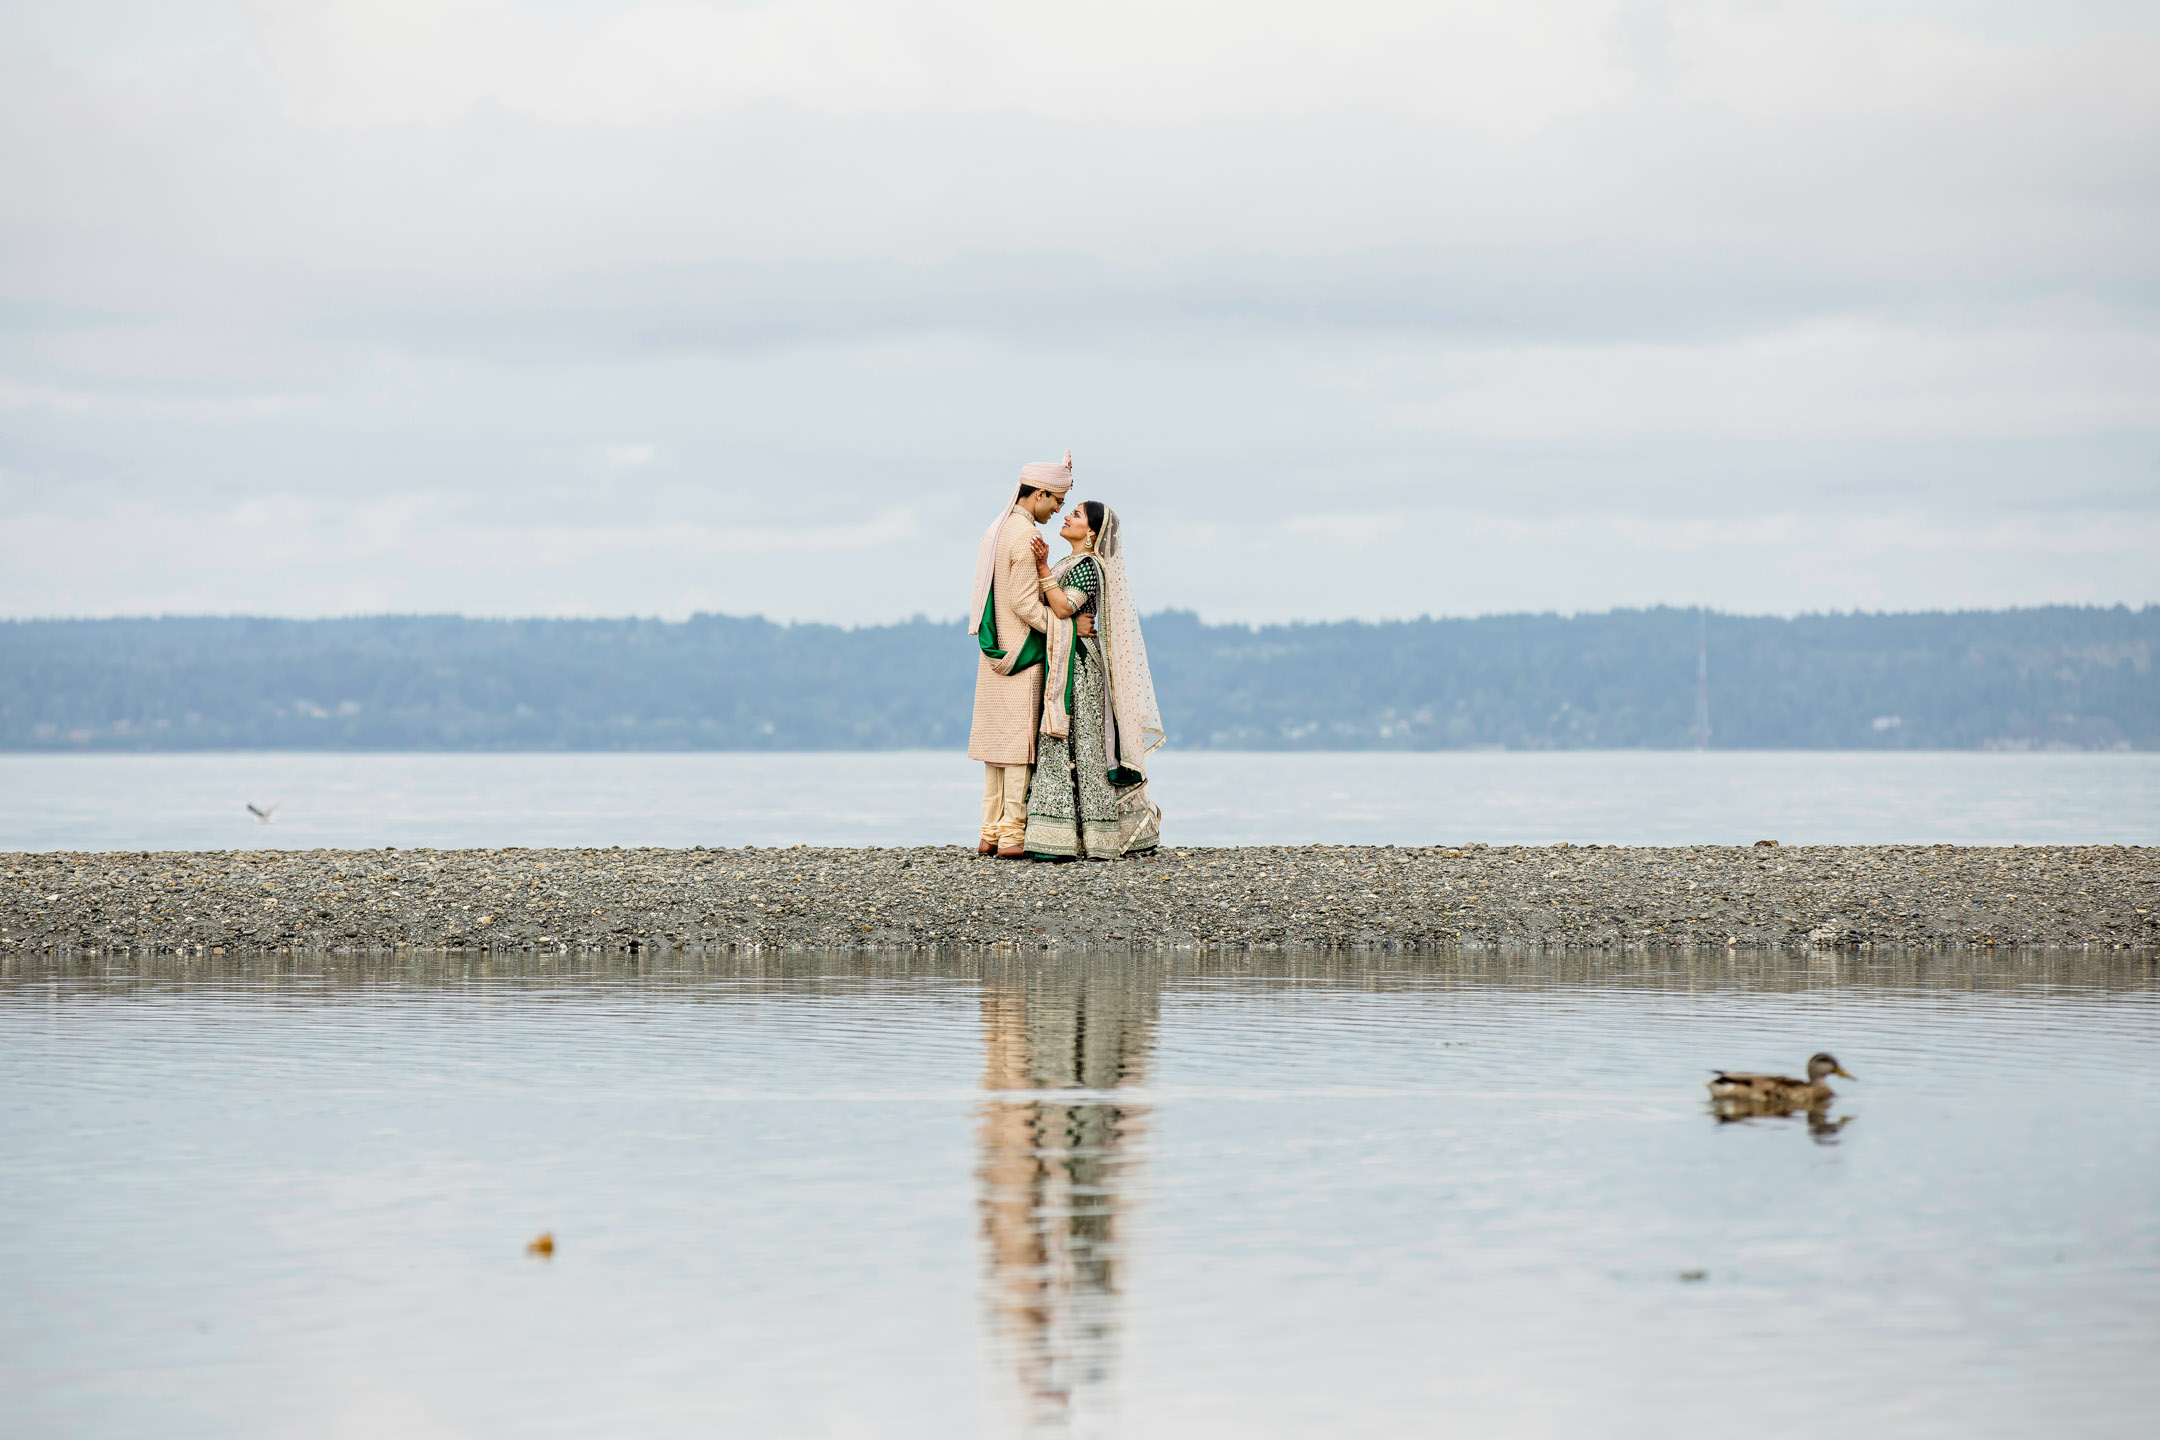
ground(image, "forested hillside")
xmin=2 ymin=607 xmax=2152 ymax=751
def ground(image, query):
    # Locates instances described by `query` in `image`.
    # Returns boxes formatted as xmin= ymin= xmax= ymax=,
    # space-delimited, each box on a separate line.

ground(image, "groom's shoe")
xmin=977 ymin=838 xmax=997 ymax=855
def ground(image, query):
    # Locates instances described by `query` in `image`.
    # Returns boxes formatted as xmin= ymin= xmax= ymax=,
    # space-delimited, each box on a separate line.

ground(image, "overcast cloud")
xmin=1 ymin=0 xmax=2155 ymax=623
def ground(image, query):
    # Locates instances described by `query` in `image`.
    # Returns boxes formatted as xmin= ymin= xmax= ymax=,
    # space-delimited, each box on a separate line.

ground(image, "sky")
xmin=0 ymin=0 xmax=2154 ymax=625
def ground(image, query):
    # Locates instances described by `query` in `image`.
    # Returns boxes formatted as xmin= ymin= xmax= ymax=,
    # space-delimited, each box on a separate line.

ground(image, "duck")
xmin=1707 ymin=1052 xmax=1854 ymax=1109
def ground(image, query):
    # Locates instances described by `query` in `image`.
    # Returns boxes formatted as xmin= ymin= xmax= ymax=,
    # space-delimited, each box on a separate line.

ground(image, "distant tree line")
xmin=0 ymin=606 xmax=2152 ymax=752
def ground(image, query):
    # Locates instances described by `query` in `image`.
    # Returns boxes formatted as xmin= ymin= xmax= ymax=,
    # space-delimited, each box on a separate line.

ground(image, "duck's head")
xmin=1807 ymin=1052 xmax=1854 ymax=1083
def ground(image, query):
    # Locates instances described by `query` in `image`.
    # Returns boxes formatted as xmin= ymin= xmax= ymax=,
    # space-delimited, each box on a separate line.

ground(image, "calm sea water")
xmin=3 ymin=750 xmax=2157 ymax=851
xmin=3 ymin=949 xmax=2155 ymax=1439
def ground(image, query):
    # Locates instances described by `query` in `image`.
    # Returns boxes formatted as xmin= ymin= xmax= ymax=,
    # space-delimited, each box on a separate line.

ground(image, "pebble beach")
xmin=4 ymin=843 xmax=2157 ymax=953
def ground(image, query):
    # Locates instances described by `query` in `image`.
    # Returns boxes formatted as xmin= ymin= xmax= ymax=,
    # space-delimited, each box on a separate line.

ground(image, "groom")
xmin=968 ymin=452 xmax=1084 ymax=857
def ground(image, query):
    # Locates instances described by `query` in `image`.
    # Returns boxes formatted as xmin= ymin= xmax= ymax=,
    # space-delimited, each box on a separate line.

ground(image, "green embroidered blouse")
xmin=1061 ymin=556 xmax=1100 ymax=611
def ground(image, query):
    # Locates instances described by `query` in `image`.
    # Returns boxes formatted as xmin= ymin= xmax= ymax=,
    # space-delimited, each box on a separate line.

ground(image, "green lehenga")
xmin=1023 ymin=628 xmax=1125 ymax=859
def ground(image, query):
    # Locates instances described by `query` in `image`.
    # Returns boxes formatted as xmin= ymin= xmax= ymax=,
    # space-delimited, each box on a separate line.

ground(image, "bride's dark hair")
xmin=1081 ymin=500 xmax=1106 ymax=538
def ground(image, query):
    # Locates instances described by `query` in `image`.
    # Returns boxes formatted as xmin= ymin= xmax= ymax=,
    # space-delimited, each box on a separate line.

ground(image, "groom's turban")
xmin=1019 ymin=451 xmax=1074 ymax=492
xmin=970 ymin=449 xmax=1073 ymax=637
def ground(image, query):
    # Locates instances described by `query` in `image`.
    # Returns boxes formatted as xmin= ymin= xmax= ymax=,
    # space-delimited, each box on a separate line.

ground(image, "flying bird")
xmin=246 ymin=803 xmax=278 ymax=823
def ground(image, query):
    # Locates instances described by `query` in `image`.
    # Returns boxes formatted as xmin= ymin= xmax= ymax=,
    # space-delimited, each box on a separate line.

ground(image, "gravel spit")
xmin=4 ymin=843 xmax=2156 ymax=953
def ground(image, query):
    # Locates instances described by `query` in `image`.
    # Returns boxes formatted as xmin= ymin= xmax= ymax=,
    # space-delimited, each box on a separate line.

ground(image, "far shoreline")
xmin=4 ymin=746 xmax=2156 ymax=756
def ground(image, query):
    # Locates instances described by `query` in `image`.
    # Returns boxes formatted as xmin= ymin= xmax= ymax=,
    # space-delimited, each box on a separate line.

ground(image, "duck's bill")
xmin=1833 ymin=1066 xmax=1856 ymax=1079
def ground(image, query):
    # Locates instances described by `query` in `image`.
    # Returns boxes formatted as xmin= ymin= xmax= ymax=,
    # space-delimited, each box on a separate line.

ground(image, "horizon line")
xmin=3 ymin=600 xmax=2157 ymax=631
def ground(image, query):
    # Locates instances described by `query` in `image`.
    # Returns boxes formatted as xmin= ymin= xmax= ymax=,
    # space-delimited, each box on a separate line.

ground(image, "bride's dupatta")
xmin=1090 ymin=508 xmax=1165 ymax=778
xmin=1090 ymin=509 xmax=1165 ymax=850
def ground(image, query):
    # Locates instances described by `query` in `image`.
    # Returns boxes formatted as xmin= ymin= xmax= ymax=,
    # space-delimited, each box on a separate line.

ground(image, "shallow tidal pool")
xmin=3 ymin=948 xmax=2156 ymax=1438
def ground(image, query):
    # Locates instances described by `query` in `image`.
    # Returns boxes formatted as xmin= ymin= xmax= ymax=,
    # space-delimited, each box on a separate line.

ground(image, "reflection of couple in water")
xmin=969 ymin=451 xmax=1164 ymax=861
xmin=976 ymin=958 xmax=1158 ymax=1432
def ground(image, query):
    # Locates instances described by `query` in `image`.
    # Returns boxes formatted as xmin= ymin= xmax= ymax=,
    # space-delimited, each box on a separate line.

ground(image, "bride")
xmin=1021 ymin=500 xmax=1165 ymax=860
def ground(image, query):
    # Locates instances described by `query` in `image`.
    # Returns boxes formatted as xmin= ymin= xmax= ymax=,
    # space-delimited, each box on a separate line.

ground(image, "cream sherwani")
xmin=970 ymin=507 xmax=1053 ymax=843
xmin=970 ymin=507 xmax=1052 ymax=764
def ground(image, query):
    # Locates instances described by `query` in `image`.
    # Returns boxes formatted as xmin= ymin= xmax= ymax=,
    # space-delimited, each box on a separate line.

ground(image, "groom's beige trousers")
xmin=969 ymin=506 xmax=1054 ymax=849
xmin=981 ymin=763 xmax=1031 ymax=848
